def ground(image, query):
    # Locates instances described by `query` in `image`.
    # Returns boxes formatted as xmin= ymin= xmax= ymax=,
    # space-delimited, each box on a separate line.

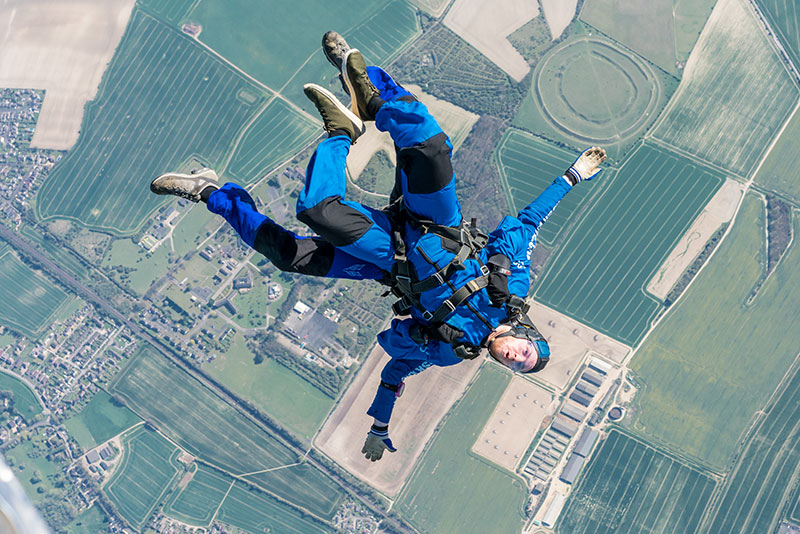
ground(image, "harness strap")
xmin=428 ymin=271 xmax=490 ymax=323
xmin=409 ymin=243 xmax=470 ymax=293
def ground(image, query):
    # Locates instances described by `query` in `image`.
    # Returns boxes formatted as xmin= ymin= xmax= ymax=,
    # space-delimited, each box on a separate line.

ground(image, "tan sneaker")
xmin=150 ymin=168 xmax=219 ymax=202
xmin=303 ymin=83 xmax=366 ymax=142
xmin=343 ymin=49 xmax=381 ymax=120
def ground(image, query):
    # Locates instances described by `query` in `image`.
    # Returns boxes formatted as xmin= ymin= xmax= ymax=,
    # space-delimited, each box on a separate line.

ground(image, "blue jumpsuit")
xmin=207 ymin=67 xmax=573 ymax=426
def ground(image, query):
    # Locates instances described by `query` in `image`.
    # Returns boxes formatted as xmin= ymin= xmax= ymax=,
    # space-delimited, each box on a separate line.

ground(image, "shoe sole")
xmin=322 ymin=32 xmax=349 ymax=71
xmin=150 ymin=169 xmax=218 ymax=195
xmin=342 ymin=49 xmax=364 ymax=119
xmin=304 ymin=83 xmax=366 ymax=138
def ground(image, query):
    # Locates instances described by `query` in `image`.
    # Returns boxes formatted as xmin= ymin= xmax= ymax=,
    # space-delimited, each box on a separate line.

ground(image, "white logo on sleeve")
xmin=344 ymin=264 xmax=365 ymax=276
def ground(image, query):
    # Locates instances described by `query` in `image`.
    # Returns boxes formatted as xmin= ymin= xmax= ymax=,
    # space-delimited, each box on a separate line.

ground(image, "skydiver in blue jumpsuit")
xmin=150 ymin=32 xmax=606 ymax=462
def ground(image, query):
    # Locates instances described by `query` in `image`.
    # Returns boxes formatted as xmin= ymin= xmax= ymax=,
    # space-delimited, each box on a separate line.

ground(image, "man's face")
xmin=487 ymin=326 xmax=539 ymax=372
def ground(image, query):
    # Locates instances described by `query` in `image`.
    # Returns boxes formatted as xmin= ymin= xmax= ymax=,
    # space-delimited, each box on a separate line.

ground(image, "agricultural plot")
xmin=0 ymin=251 xmax=69 ymax=338
xmin=757 ymin=0 xmax=800 ymax=71
xmin=104 ymin=427 xmax=180 ymax=529
xmin=109 ymin=348 xmax=344 ymax=519
xmin=138 ymin=0 xmax=192 ymax=26
xmin=557 ymin=429 xmax=716 ymax=534
xmin=700 ymin=357 xmax=800 ymax=534
xmin=496 ymin=129 xmax=599 ymax=246
xmin=580 ymin=0 xmax=677 ymax=74
xmin=216 ymin=482 xmax=334 ymax=534
xmin=63 ymin=390 xmax=141 ymax=449
xmin=226 ymin=97 xmax=318 ymax=184
xmin=205 ymin=332 xmax=334 ymax=440
xmin=631 ymin=194 xmax=800 ymax=468
xmin=754 ymin=104 xmax=800 ymax=203
xmin=0 ymin=371 xmax=43 ymax=422
xmin=35 ymin=10 xmax=268 ymax=235
xmin=163 ymin=464 xmax=233 ymax=526
xmin=673 ymin=0 xmax=718 ymax=62
xmin=651 ymin=0 xmax=798 ymax=178
xmin=188 ymin=0 xmax=419 ymax=107
xmin=534 ymin=142 xmax=723 ymax=346
xmin=396 ymin=364 xmax=529 ymax=534
xmin=514 ymin=35 xmax=677 ymax=162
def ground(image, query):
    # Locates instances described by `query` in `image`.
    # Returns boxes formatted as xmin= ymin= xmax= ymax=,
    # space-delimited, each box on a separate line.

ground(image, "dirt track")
xmin=315 ymin=343 xmax=481 ymax=497
xmin=0 ymin=0 xmax=134 ymax=150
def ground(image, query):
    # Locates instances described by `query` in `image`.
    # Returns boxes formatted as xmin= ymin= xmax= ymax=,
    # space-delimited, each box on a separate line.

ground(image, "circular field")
xmin=535 ymin=38 xmax=660 ymax=143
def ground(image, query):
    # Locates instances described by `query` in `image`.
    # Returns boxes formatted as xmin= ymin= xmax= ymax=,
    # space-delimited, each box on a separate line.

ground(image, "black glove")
xmin=409 ymin=322 xmax=464 ymax=345
xmin=486 ymin=254 xmax=511 ymax=308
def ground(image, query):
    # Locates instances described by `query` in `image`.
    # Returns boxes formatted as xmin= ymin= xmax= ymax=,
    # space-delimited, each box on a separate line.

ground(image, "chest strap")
xmin=427 ymin=270 xmax=489 ymax=322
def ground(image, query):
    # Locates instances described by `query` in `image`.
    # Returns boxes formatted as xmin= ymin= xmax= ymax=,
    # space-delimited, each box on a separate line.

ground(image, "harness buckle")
xmin=422 ymin=310 xmax=433 ymax=321
xmin=480 ymin=264 xmax=490 ymax=276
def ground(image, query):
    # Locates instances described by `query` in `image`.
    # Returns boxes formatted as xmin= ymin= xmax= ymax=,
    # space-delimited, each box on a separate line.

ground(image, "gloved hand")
xmin=409 ymin=322 xmax=464 ymax=345
xmin=565 ymin=146 xmax=607 ymax=185
xmin=486 ymin=254 xmax=511 ymax=308
xmin=361 ymin=424 xmax=397 ymax=462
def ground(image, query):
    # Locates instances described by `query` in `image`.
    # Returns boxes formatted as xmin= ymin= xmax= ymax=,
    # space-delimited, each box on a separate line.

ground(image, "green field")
xmin=754 ymin=105 xmax=800 ymax=203
xmin=138 ymin=0 xmax=192 ymax=26
xmin=5 ymin=440 xmax=63 ymax=505
xmin=496 ymin=129 xmax=600 ymax=246
xmin=673 ymin=0 xmax=718 ymax=61
xmin=163 ymin=464 xmax=233 ymax=526
xmin=580 ymin=0 xmax=677 ymax=74
xmin=514 ymin=34 xmax=677 ymax=162
xmin=216 ymin=481 xmax=334 ymax=534
xmin=651 ymin=0 xmax=798 ymax=178
xmin=631 ymin=194 xmax=800 ymax=468
xmin=63 ymin=390 xmax=141 ymax=449
xmin=0 ymin=251 xmax=70 ymax=338
xmin=109 ymin=348 xmax=344 ymax=519
xmin=67 ymin=503 xmax=111 ymax=534
xmin=396 ymin=364 xmax=528 ymax=534
xmin=35 ymin=10 xmax=270 ymax=234
xmin=757 ymin=0 xmax=800 ymax=72
xmin=189 ymin=0 xmax=419 ymax=109
xmin=557 ymin=429 xmax=716 ymax=534
xmin=0 ymin=371 xmax=43 ymax=422
xmin=206 ymin=332 xmax=334 ymax=440
xmin=226 ymin=97 xmax=318 ymax=183
xmin=103 ymin=237 xmax=171 ymax=296
xmin=105 ymin=427 xmax=180 ymax=529
xmin=534 ymin=142 xmax=723 ymax=346
xmin=700 ymin=357 xmax=800 ymax=533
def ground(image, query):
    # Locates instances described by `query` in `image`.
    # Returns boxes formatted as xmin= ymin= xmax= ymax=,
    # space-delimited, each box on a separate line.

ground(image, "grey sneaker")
xmin=150 ymin=168 xmax=219 ymax=202
xmin=322 ymin=31 xmax=350 ymax=71
xmin=343 ymin=49 xmax=381 ymax=120
xmin=303 ymin=83 xmax=366 ymax=142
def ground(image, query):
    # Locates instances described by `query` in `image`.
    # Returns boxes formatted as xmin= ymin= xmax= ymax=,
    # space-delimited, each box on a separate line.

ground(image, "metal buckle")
xmin=433 ymin=271 xmax=444 ymax=285
xmin=480 ymin=264 xmax=490 ymax=276
xmin=422 ymin=310 xmax=433 ymax=321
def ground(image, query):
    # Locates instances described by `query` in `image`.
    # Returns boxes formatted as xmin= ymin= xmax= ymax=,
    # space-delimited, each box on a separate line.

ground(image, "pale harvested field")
xmin=443 ymin=0 xmax=537 ymax=82
xmin=347 ymin=85 xmax=478 ymax=180
xmin=651 ymin=0 xmax=799 ymax=177
xmin=541 ymin=0 xmax=578 ymax=39
xmin=647 ymin=178 xmax=744 ymax=299
xmin=0 ymin=0 xmax=134 ymax=150
xmin=315 ymin=344 xmax=481 ymax=496
xmin=528 ymin=300 xmax=629 ymax=390
xmin=408 ymin=0 xmax=451 ymax=18
xmin=472 ymin=375 xmax=555 ymax=471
